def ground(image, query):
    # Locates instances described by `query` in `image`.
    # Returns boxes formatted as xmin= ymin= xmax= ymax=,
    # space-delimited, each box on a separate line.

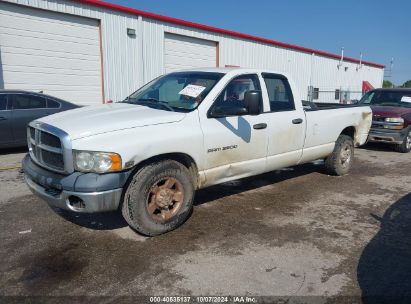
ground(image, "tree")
xmin=383 ymin=80 xmax=393 ymax=88
xmin=402 ymin=80 xmax=411 ymax=88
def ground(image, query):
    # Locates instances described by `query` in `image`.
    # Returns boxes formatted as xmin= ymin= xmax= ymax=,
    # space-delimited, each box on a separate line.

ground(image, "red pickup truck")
xmin=360 ymin=88 xmax=411 ymax=153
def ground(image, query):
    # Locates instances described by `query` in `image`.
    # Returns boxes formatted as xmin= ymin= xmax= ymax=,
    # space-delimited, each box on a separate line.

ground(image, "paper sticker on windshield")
xmin=401 ymin=96 xmax=411 ymax=103
xmin=179 ymin=85 xmax=206 ymax=98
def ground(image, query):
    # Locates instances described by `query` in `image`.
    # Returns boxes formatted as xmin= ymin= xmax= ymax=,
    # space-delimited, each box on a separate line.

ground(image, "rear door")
xmin=261 ymin=73 xmax=306 ymax=170
xmin=11 ymin=93 xmax=49 ymax=144
xmin=0 ymin=94 xmax=13 ymax=146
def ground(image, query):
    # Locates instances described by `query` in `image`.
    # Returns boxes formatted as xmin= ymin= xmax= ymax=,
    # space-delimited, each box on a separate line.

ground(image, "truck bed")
xmin=302 ymin=100 xmax=368 ymax=111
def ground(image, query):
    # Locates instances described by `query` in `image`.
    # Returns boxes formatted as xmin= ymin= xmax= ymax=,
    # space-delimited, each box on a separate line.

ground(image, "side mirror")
xmin=244 ymin=90 xmax=262 ymax=115
xmin=209 ymin=105 xmax=248 ymax=118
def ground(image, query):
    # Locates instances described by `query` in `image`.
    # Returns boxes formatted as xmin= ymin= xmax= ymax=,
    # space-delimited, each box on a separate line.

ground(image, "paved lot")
xmin=0 ymin=144 xmax=410 ymax=301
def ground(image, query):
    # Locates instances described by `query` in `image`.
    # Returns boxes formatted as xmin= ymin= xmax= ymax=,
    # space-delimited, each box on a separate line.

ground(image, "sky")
xmin=106 ymin=0 xmax=410 ymax=85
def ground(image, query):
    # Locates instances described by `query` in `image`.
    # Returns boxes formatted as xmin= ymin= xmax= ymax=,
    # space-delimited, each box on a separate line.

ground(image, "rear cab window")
xmin=262 ymin=73 xmax=295 ymax=112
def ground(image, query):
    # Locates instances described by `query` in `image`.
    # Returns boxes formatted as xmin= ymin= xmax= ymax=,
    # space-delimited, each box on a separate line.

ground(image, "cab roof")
xmin=173 ymin=67 xmax=288 ymax=77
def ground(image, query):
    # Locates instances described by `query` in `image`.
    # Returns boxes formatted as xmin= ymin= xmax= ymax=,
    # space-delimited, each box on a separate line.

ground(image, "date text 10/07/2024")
xmin=149 ymin=296 xmax=257 ymax=303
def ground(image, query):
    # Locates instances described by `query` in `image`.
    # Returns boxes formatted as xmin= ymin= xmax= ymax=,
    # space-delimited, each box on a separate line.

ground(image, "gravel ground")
xmin=0 ymin=144 xmax=410 ymax=303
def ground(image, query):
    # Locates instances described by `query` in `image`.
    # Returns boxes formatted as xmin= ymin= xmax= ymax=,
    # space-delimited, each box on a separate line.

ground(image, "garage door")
xmin=164 ymin=33 xmax=217 ymax=73
xmin=0 ymin=2 xmax=103 ymax=105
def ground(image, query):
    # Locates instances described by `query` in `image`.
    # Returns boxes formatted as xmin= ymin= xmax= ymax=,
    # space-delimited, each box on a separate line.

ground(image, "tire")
xmin=395 ymin=130 xmax=411 ymax=153
xmin=121 ymin=160 xmax=194 ymax=236
xmin=324 ymin=134 xmax=354 ymax=176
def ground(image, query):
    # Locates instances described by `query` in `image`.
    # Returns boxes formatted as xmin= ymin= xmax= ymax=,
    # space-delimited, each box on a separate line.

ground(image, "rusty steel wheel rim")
xmin=146 ymin=177 xmax=184 ymax=222
xmin=340 ymin=143 xmax=352 ymax=168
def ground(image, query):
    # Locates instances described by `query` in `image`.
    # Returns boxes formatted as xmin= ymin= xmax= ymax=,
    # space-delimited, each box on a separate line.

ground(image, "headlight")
xmin=73 ymin=150 xmax=122 ymax=173
xmin=383 ymin=117 xmax=404 ymax=130
xmin=385 ymin=117 xmax=404 ymax=123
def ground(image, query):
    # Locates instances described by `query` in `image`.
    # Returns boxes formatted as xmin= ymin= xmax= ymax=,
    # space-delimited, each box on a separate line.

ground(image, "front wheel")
xmin=395 ymin=130 xmax=411 ymax=153
xmin=324 ymin=134 xmax=354 ymax=176
xmin=121 ymin=160 xmax=194 ymax=236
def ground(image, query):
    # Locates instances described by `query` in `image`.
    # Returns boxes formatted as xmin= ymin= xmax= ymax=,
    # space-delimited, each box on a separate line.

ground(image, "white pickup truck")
xmin=23 ymin=68 xmax=372 ymax=236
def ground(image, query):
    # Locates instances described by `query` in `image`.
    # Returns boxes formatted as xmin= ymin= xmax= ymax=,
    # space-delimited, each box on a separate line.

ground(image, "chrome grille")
xmin=40 ymin=131 xmax=61 ymax=148
xmin=29 ymin=126 xmax=36 ymax=139
xmin=373 ymin=116 xmax=385 ymax=122
xmin=39 ymin=149 xmax=64 ymax=171
xmin=28 ymin=124 xmax=66 ymax=173
xmin=372 ymin=116 xmax=386 ymax=129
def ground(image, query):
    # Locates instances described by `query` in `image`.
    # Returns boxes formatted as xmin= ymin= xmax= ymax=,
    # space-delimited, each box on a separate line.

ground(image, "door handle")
xmin=0 ymin=117 xmax=7 ymax=121
xmin=253 ymin=123 xmax=267 ymax=130
xmin=292 ymin=118 xmax=303 ymax=124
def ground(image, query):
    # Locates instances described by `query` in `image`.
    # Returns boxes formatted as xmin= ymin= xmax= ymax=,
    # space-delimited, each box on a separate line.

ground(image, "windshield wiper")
xmin=122 ymin=96 xmax=137 ymax=103
xmin=137 ymin=98 xmax=175 ymax=112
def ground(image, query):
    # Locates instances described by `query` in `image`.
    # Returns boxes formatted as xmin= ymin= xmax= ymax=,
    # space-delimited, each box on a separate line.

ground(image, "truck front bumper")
xmin=368 ymin=128 xmax=408 ymax=144
xmin=22 ymin=154 xmax=131 ymax=213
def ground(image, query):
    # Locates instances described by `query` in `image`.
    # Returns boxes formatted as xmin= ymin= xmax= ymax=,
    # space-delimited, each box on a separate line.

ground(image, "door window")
xmin=11 ymin=94 xmax=47 ymax=109
xmin=263 ymin=74 xmax=295 ymax=112
xmin=47 ymin=98 xmax=61 ymax=108
xmin=0 ymin=95 xmax=7 ymax=111
xmin=212 ymin=74 xmax=261 ymax=114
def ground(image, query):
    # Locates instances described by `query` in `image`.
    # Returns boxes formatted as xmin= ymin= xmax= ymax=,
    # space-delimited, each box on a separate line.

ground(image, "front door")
xmin=199 ymin=74 xmax=268 ymax=186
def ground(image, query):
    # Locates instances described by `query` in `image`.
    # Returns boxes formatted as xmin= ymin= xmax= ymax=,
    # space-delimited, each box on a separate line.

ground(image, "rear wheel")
xmin=395 ymin=130 xmax=411 ymax=153
xmin=122 ymin=160 xmax=194 ymax=236
xmin=325 ymin=134 xmax=354 ymax=176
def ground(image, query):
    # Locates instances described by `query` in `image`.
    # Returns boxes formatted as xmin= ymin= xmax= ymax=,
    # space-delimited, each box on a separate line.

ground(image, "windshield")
xmin=122 ymin=72 xmax=224 ymax=112
xmin=360 ymin=90 xmax=411 ymax=108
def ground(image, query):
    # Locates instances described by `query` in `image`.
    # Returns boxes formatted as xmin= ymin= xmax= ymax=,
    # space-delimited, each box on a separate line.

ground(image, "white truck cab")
xmin=23 ymin=68 xmax=372 ymax=236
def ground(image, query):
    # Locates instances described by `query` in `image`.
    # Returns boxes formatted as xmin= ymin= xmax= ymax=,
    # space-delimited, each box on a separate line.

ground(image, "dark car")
xmin=0 ymin=90 xmax=79 ymax=148
xmin=360 ymin=88 xmax=411 ymax=153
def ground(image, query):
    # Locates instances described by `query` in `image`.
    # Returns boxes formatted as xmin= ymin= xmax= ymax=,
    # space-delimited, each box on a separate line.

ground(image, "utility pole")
xmin=383 ymin=58 xmax=394 ymax=88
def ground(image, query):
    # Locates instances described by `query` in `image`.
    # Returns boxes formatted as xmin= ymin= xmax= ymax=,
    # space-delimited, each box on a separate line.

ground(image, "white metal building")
xmin=0 ymin=0 xmax=385 ymax=105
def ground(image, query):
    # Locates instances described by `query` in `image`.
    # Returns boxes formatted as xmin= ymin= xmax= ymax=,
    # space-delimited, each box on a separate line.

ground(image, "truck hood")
xmin=38 ymin=103 xmax=186 ymax=140
xmin=371 ymin=105 xmax=411 ymax=118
